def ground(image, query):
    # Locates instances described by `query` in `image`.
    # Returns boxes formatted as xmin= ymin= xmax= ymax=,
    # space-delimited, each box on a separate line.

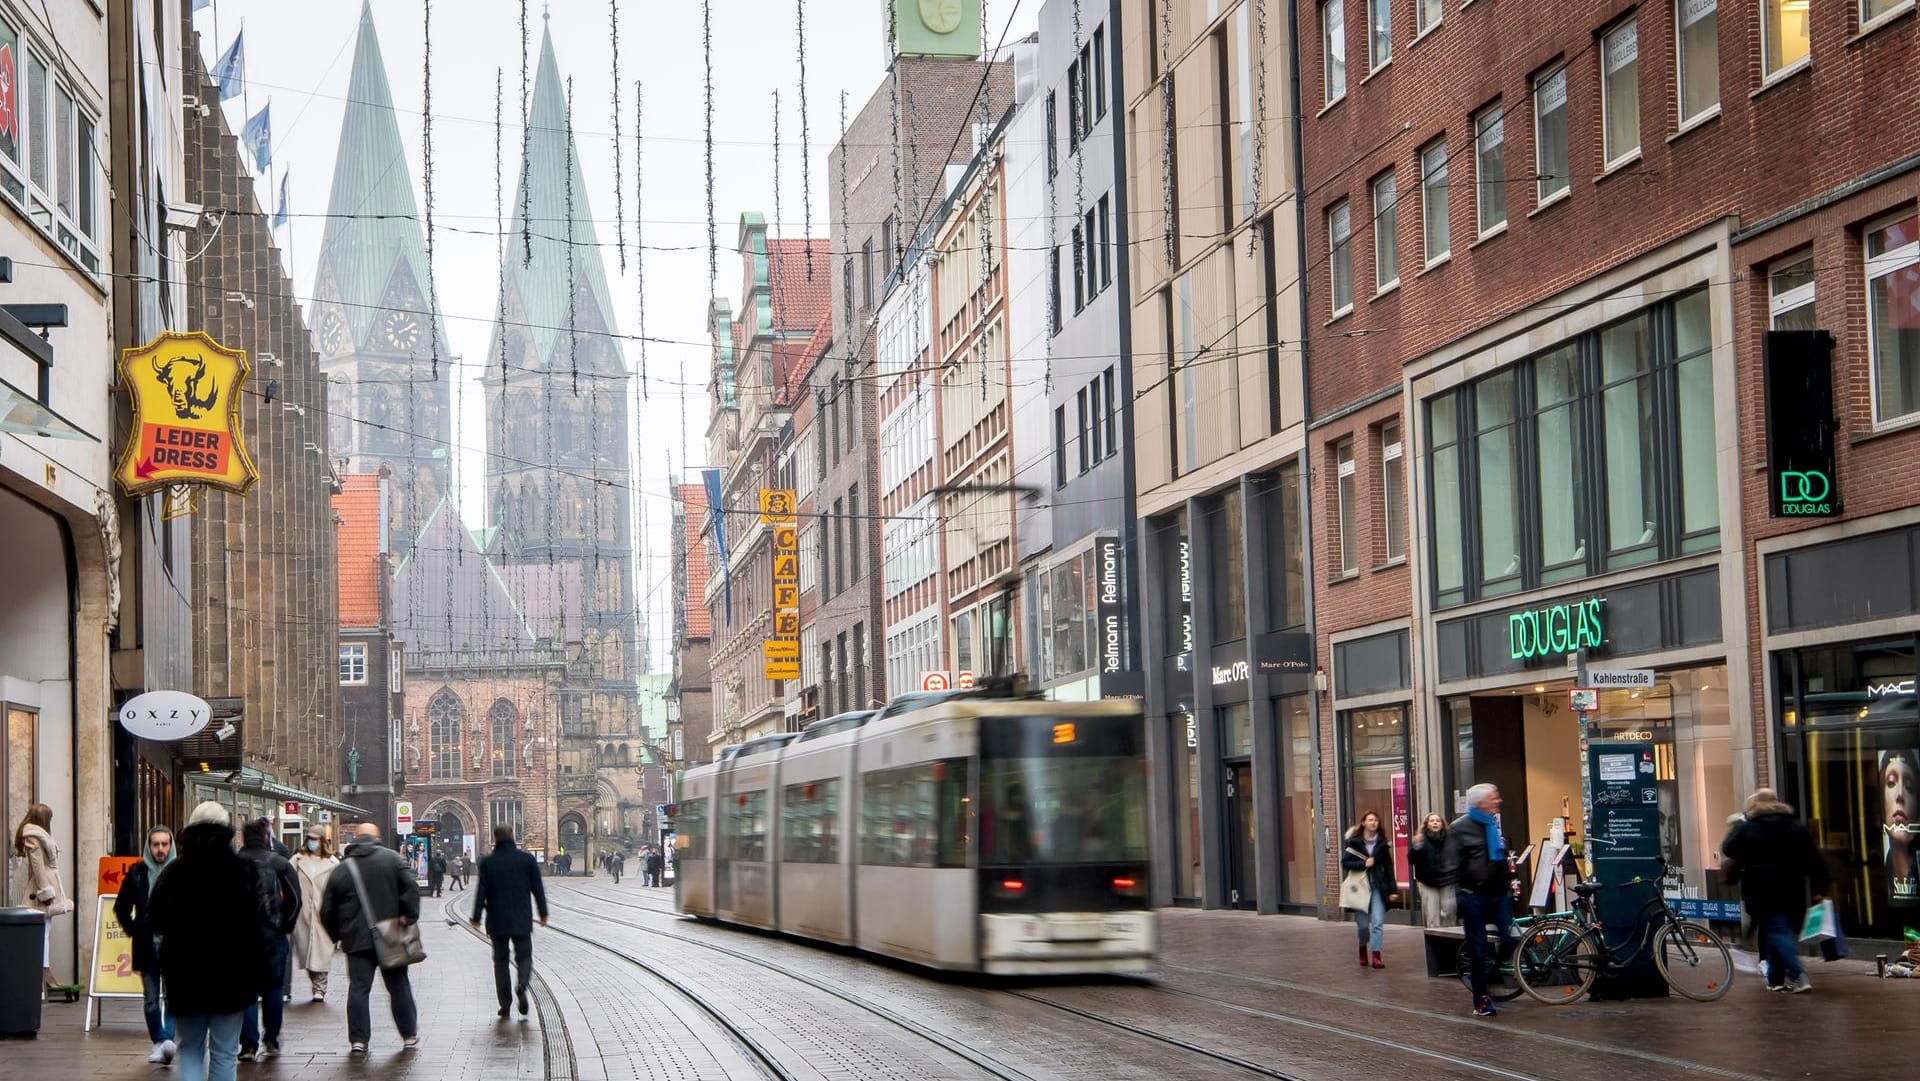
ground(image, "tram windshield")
xmin=978 ymin=715 xmax=1149 ymax=865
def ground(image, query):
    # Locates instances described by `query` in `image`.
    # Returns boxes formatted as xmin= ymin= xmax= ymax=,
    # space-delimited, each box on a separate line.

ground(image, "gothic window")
xmin=490 ymin=699 xmax=516 ymax=778
xmin=428 ymin=690 xmax=463 ymax=780
xmin=489 ymin=794 xmax=525 ymax=843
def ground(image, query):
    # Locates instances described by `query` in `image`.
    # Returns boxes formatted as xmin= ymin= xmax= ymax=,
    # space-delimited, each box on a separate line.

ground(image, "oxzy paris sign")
xmin=114 ymin=331 xmax=259 ymax=497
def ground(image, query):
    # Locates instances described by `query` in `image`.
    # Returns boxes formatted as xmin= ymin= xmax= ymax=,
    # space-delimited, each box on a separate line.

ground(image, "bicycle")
xmin=1511 ymin=860 xmax=1734 ymax=1005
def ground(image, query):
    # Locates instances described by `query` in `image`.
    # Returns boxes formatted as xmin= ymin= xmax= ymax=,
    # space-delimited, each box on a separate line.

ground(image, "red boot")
xmin=1359 ymin=942 xmax=1370 ymax=968
xmin=1371 ymin=951 xmax=1385 ymax=969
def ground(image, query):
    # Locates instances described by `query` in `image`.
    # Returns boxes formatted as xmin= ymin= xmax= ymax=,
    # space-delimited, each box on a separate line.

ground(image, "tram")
xmin=671 ymin=686 xmax=1155 ymax=975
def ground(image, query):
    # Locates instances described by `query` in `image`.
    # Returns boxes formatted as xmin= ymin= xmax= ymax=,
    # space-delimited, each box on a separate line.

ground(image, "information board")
xmin=1585 ymin=741 xmax=1667 ymax=999
xmin=85 ymin=896 xmax=142 ymax=1031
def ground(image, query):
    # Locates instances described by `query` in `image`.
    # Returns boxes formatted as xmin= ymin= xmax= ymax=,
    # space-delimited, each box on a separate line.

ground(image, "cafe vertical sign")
xmin=762 ymin=489 xmax=800 ymax=682
xmin=115 ymin=331 xmax=259 ymax=496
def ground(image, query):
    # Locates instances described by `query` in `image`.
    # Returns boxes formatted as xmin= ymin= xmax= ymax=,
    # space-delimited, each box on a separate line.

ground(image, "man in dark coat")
xmin=320 ymin=823 xmax=421 ymax=1054
xmin=428 ymin=850 xmax=447 ymax=897
xmin=471 ymin=825 xmax=549 ymax=1019
xmin=1441 ymin=783 xmax=1516 ymax=1019
xmin=113 ymin=825 xmax=176 ymax=1064
xmin=237 ymin=818 xmax=301 ymax=1060
xmin=148 ymin=802 xmax=269 ymax=1081
xmin=1723 ymin=788 xmax=1830 ymax=993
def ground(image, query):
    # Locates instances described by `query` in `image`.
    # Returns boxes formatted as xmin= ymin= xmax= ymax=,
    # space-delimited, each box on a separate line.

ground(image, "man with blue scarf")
xmin=1441 ymin=784 xmax=1515 ymax=1018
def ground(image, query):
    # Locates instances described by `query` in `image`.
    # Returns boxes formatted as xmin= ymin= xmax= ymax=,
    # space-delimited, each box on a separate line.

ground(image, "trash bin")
xmin=0 ymin=908 xmax=46 ymax=1036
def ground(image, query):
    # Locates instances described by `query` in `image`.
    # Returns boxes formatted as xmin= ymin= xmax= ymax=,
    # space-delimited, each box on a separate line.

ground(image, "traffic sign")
xmin=395 ymin=800 xmax=414 ymax=837
xmin=1587 ymin=668 xmax=1655 ymax=689
xmin=1569 ymin=687 xmax=1598 ymax=712
xmin=922 ymin=671 xmax=951 ymax=692
xmin=955 ymin=670 xmax=975 ymax=689
xmin=764 ymin=660 xmax=801 ymax=681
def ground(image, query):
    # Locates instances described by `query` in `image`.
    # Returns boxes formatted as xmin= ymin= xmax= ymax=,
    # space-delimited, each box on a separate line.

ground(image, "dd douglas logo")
xmin=1778 ymin=470 xmax=1832 ymax=515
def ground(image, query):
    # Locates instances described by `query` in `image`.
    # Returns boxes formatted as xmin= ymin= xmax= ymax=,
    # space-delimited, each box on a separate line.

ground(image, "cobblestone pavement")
xmin=26 ymin=883 xmax=1907 ymax=1080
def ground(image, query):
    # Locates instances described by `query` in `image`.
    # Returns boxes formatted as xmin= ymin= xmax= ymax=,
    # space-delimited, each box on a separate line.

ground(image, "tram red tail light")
xmin=998 ymin=878 xmax=1025 ymax=894
xmin=1112 ymin=877 xmax=1137 ymax=889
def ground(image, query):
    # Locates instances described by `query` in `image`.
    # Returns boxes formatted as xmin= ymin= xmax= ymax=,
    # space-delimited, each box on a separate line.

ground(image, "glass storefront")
xmin=1279 ymin=695 xmax=1316 ymax=904
xmin=1777 ymin=637 xmax=1919 ymax=940
xmin=1342 ymin=706 xmax=1410 ymax=889
xmin=1170 ymin=709 xmax=1201 ymax=900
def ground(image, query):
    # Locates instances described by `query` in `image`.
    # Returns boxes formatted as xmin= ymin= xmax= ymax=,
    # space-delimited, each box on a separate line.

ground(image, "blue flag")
xmin=212 ymin=30 xmax=244 ymax=101
xmin=242 ymin=102 xmax=270 ymax=171
xmin=701 ymin=469 xmax=730 ymax=623
xmin=272 ymin=170 xmax=289 ymax=230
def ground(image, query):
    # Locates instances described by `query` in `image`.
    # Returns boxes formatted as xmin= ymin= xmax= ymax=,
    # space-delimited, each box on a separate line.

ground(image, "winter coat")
xmin=1440 ymin=813 xmax=1509 ymax=897
xmin=1340 ymin=830 xmax=1398 ymax=897
xmin=289 ymin=852 xmax=339 ymax=972
xmin=472 ymin=839 xmax=548 ymax=938
xmin=112 ymin=861 xmax=164 ymax=974
xmin=239 ymin=842 xmax=302 ymax=938
xmin=147 ymin=822 xmax=269 ymax=1017
xmin=1407 ymin=829 xmax=1448 ymax=888
xmin=18 ymin=824 xmax=73 ymax=916
xmin=1722 ymin=808 xmax=1830 ymax=919
xmin=320 ymin=843 xmax=420 ymax=956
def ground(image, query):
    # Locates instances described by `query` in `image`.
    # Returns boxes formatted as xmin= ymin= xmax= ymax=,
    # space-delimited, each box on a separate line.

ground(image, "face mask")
xmin=306 ymin=840 xmax=321 ymax=852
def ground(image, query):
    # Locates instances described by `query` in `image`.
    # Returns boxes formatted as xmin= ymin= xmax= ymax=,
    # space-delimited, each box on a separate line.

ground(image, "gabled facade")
xmin=332 ymin=471 xmax=402 ymax=833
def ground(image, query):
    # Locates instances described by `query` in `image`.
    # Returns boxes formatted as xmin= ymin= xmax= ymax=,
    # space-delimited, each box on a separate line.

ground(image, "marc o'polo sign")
xmin=117 ymin=691 xmax=213 ymax=741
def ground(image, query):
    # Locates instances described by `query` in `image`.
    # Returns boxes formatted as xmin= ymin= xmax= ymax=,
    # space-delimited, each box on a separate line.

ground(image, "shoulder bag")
xmin=1340 ymin=868 xmax=1371 ymax=912
xmin=343 ymin=856 xmax=427 ymax=970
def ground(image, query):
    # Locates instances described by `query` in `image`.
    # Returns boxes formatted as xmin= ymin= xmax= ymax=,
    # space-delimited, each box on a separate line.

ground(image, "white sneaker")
xmin=148 ymin=1043 xmax=168 ymax=1063
xmin=160 ymin=1039 xmax=176 ymax=1064
xmin=1785 ymin=973 xmax=1813 ymax=994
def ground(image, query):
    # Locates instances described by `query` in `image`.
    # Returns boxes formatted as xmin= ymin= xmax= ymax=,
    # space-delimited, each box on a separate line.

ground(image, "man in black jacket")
xmin=113 ymin=826 xmax=176 ymax=1064
xmin=237 ymin=817 xmax=301 ymax=1060
xmin=1441 ymin=783 xmax=1515 ymax=1018
xmin=1722 ymin=789 xmax=1830 ymax=993
xmin=320 ymin=823 xmax=421 ymax=1054
xmin=471 ymin=825 xmax=548 ymax=1019
xmin=149 ymin=803 xmax=269 ymax=1081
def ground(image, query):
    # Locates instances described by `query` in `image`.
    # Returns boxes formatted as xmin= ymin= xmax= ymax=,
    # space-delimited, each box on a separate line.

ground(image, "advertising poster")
xmin=1884 ymin=749 xmax=1919 ymax=906
xmin=1390 ymin=772 xmax=1410 ymax=890
xmin=89 ymin=897 xmax=143 ymax=999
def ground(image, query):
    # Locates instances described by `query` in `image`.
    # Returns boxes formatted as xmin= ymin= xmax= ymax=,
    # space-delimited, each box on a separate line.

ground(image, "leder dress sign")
xmin=114 ymin=331 xmax=259 ymax=497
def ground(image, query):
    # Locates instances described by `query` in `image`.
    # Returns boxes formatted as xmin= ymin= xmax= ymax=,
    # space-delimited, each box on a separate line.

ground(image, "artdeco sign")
xmin=114 ymin=331 xmax=259 ymax=496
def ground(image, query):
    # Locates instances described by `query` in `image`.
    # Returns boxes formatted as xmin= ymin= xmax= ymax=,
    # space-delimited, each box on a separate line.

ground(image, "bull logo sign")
xmin=114 ymin=331 xmax=259 ymax=497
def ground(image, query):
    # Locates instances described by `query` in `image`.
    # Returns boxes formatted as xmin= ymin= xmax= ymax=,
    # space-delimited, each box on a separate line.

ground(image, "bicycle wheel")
xmin=1513 ymin=919 xmax=1599 ymax=1005
xmin=1655 ymin=920 xmax=1734 ymax=1002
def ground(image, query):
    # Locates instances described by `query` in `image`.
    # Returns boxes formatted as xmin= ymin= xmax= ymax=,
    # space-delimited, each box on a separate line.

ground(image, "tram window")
xmin=781 ymin=779 xmax=840 ymax=863
xmin=674 ymin=799 xmax=709 ymax=856
xmin=860 ymin=760 xmax=971 ymax=868
xmin=980 ymin=756 xmax=1149 ymax=865
xmin=723 ymin=791 xmax=768 ymax=861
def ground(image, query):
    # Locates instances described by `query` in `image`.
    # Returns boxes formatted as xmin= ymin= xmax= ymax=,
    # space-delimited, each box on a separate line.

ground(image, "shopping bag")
xmin=1340 ymin=870 xmax=1370 ymax=912
xmin=1798 ymin=899 xmax=1837 ymax=945
xmin=1820 ymin=914 xmax=1849 ymax=962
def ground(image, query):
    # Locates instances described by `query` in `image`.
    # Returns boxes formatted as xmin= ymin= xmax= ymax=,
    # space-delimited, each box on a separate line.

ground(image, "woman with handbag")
xmin=1340 ymin=811 xmax=1399 ymax=969
xmin=15 ymin=803 xmax=74 ymax=990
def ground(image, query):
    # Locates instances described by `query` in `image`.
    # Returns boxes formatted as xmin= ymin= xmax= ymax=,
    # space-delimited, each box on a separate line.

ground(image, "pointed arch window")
xmin=489 ymin=794 xmax=525 ymax=843
xmin=429 ymin=690 xmax=464 ymax=780
xmin=490 ymin=699 xmax=517 ymax=778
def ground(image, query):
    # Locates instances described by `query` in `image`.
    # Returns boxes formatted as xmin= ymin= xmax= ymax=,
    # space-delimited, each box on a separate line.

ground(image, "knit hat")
xmin=187 ymin=800 xmax=232 ymax=829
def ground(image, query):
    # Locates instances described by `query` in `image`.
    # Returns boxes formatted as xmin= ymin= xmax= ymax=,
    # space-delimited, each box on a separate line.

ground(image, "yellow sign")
xmin=114 ymin=331 xmax=259 ymax=497
xmin=773 ymin=610 xmax=800 ymax=637
xmin=772 ymin=553 xmax=799 ymax=581
xmin=773 ymin=583 xmax=799 ymax=609
xmin=773 ymin=524 xmax=798 ymax=551
xmin=764 ymin=660 xmax=801 ymax=681
xmin=89 ymin=896 xmax=143 ymax=999
xmin=759 ymin=488 xmax=796 ymax=524
xmin=764 ymin=639 xmax=800 ymax=662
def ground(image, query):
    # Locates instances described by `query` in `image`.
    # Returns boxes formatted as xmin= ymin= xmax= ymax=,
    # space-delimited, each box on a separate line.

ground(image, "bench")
xmin=1423 ymin=926 xmax=1466 ymax=977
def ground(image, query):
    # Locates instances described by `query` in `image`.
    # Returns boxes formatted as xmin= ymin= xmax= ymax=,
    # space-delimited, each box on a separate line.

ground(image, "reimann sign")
xmin=1096 ymin=536 xmax=1125 ymax=675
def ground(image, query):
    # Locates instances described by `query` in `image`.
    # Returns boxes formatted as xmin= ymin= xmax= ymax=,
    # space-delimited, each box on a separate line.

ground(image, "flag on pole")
xmin=272 ymin=170 xmax=289 ymax=230
xmin=701 ymin=469 xmax=731 ymax=622
xmin=242 ymin=102 xmax=270 ymax=171
xmin=212 ymin=30 xmax=244 ymax=100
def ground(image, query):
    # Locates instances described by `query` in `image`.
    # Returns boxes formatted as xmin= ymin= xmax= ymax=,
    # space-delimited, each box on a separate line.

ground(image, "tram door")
xmin=1224 ymin=764 xmax=1257 ymax=909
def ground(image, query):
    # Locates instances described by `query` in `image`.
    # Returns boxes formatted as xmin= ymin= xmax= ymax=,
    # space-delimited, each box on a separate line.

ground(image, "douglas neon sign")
xmin=1508 ymin=597 xmax=1604 ymax=661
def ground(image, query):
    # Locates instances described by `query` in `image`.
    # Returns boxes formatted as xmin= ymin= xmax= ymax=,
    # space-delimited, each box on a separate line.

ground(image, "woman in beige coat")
xmin=15 ymin=803 xmax=74 ymax=989
xmin=288 ymin=825 xmax=340 ymax=1001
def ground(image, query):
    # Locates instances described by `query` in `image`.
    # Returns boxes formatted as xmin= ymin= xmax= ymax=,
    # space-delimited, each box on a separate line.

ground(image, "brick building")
xmin=668 ymin=480 xmax=714 ymax=771
xmin=332 ymin=472 xmax=403 ymax=835
xmin=1299 ymin=0 xmax=1919 ymax=938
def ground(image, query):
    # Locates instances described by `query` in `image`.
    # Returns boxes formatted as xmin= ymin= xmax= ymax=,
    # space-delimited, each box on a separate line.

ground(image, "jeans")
xmin=1757 ymin=912 xmax=1805 ymax=985
xmin=140 ymin=970 xmax=174 ymax=1043
xmin=491 ymin=933 xmax=533 ymax=1009
xmin=1353 ymin=889 xmax=1387 ymax=951
xmin=1456 ymin=890 xmax=1516 ymax=1003
xmin=345 ymin=950 xmax=419 ymax=1046
xmin=174 ymin=1011 xmax=244 ymax=1081
xmin=240 ymin=938 xmax=289 ymax=1050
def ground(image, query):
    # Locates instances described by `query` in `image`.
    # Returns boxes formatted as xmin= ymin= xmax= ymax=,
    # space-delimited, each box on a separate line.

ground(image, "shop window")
xmin=1279 ymin=697 xmax=1317 ymax=904
xmin=1342 ymin=706 xmax=1411 ymax=882
xmin=1171 ymin=710 xmax=1201 ymax=899
xmin=1219 ymin=703 xmax=1253 ymax=759
xmin=1208 ymin=488 xmax=1247 ymax=642
xmin=1866 ymin=211 xmax=1920 ymax=426
xmin=1154 ymin=511 xmax=1194 ymax=657
xmin=3 ymin=705 xmax=35 ymax=901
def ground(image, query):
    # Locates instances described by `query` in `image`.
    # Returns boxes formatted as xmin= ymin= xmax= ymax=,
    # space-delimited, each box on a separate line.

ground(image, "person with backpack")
xmin=113 ymin=826 xmax=177 ymax=1064
xmin=1722 ymin=788 xmax=1831 ymax=994
xmin=237 ymin=818 xmax=300 ymax=1061
xmin=320 ymin=823 xmax=422 ymax=1054
xmin=148 ymin=802 xmax=269 ymax=1081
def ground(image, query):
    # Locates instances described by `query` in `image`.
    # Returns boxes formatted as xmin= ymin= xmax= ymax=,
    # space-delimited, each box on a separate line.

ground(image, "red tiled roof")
xmin=768 ymin=238 xmax=832 ymax=332
xmin=332 ymin=473 xmax=384 ymax=627
xmin=680 ymin=483 xmax=711 ymax=639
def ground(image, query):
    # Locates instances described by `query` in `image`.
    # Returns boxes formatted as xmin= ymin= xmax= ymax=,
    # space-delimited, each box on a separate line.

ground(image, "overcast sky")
xmin=197 ymin=0 xmax=1036 ymax=670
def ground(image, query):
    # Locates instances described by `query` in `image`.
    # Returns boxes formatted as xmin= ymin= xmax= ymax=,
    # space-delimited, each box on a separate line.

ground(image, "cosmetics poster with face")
xmin=1884 ymin=749 xmax=1919 ymax=906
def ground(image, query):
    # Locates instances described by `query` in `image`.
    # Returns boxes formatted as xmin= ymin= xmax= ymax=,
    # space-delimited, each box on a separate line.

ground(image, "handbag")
xmin=1340 ymin=869 xmax=1371 ymax=912
xmin=343 ymin=856 xmax=427 ymax=970
xmin=1798 ymin=898 xmax=1837 ymax=945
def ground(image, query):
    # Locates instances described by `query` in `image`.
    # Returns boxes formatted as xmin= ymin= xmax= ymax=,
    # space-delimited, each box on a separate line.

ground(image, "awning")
xmin=0 ymin=373 xmax=92 ymax=440
xmin=179 ymin=767 xmax=368 ymax=817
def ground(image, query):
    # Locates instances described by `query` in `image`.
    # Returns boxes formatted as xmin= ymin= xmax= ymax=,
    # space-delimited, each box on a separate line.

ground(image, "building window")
xmin=1420 ymin=140 xmax=1450 ymax=266
xmin=391 ymin=646 xmax=405 ymax=691
xmin=1045 ymin=90 xmax=1058 ymax=178
xmin=1372 ymin=171 xmax=1399 ymax=292
xmin=1102 ymin=366 xmax=1118 ymax=455
xmin=339 ymin=644 xmax=368 ymax=685
xmin=1762 ymin=0 xmax=1811 ymax=79
xmin=1336 ymin=440 xmax=1358 ymax=577
xmin=1475 ymin=371 xmax=1523 ymax=596
xmin=1866 ymin=211 xmax=1920 ymax=426
xmin=489 ymin=796 xmax=525 ymax=843
xmin=861 ymin=239 xmax=875 ymax=309
xmin=429 ymin=690 xmax=463 ymax=780
xmin=1533 ymin=343 xmax=1587 ymax=583
xmin=1322 ymin=0 xmax=1346 ymax=105
xmin=1093 ymin=24 xmax=1109 ymax=121
xmin=1382 ymin=421 xmax=1406 ymax=562
xmin=1088 ymin=374 xmax=1105 ymax=463
xmin=1258 ymin=462 xmax=1307 ymax=631
xmin=1676 ymin=0 xmax=1719 ymax=124
xmin=0 ymin=30 xmax=103 ymax=274
xmin=1474 ymin=106 xmax=1506 ymax=235
xmin=1097 ymin=194 xmax=1113 ymax=290
xmin=1209 ymin=488 xmax=1247 ymax=642
xmin=1367 ymin=0 xmax=1391 ymax=71
xmin=1328 ymin=199 xmax=1353 ymax=316
xmin=1077 ymin=386 xmax=1092 ymax=475
xmin=1054 ymin=405 xmax=1069 ymax=488
xmin=1417 ymin=0 xmax=1442 ymax=35
xmin=848 ymin=485 xmax=862 ymax=584
xmin=1768 ymin=253 xmax=1816 ymax=330
xmin=1602 ymin=20 xmax=1640 ymax=166
xmin=491 ymin=700 xmax=517 ymax=779
xmin=1534 ymin=65 xmax=1569 ymax=205
xmin=1864 ymin=0 xmax=1908 ymax=23
xmin=1428 ymin=394 xmax=1466 ymax=605
xmin=1048 ymin=246 xmax=1063 ymax=334
xmin=953 ymin=610 xmax=974 ymax=676
xmin=1071 ymin=223 xmax=1086 ymax=312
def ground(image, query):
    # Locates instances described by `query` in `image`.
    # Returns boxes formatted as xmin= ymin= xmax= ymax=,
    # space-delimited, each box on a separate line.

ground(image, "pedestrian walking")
xmin=448 ymin=853 xmax=467 ymax=891
xmin=428 ymin=850 xmax=447 ymax=897
xmin=290 ymin=826 xmax=340 ymax=1002
xmin=610 ymin=850 xmax=624 ymax=884
xmin=113 ymin=826 xmax=177 ymax=1064
xmin=148 ymin=802 xmax=269 ymax=1081
xmin=645 ymin=847 xmax=662 ymax=887
xmin=1408 ymin=812 xmax=1455 ymax=928
xmin=320 ymin=823 xmax=421 ymax=1054
xmin=1722 ymin=788 xmax=1831 ymax=994
xmin=471 ymin=825 xmax=549 ymax=1019
xmin=14 ymin=802 xmax=75 ymax=991
xmin=1442 ymin=784 xmax=1516 ymax=1018
xmin=1340 ymin=811 xmax=1399 ymax=969
xmin=237 ymin=818 xmax=301 ymax=1061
